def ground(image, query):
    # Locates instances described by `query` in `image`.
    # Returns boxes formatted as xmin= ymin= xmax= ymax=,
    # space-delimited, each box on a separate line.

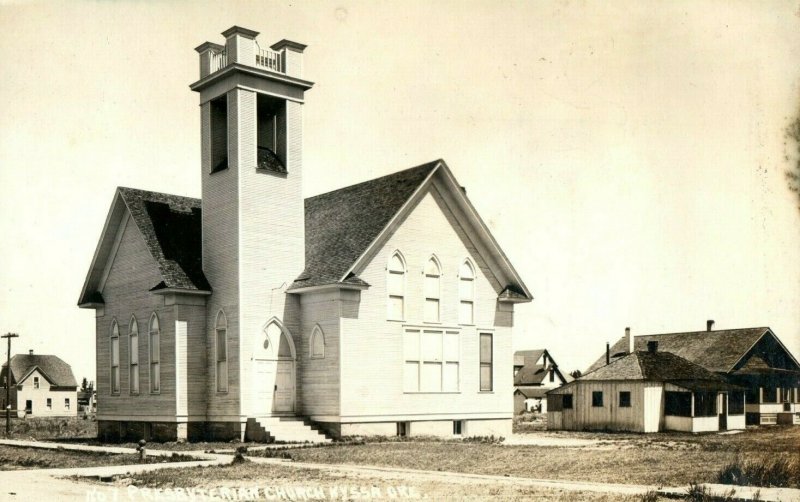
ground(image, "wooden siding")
xmin=297 ymin=290 xmax=342 ymax=417
xmin=338 ymin=189 xmax=514 ymax=421
xmin=173 ymin=302 xmax=208 ymax=419
xmin=15 ymin=370 xmax=77 ymax=418
xmin=548 ymin=381 xmax=650 ymax=432
xmin=97 ymin=215 xmax=176 ymax=420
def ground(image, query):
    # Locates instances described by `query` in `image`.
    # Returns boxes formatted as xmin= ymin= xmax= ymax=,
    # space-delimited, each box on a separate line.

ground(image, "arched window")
xmin=310 ymin=325 xmax=325 ymax=359
xmin=129 ymin=316 xmax=139 ymax=394
xmin=110 ymin=320 xmax=120 ymax=394
xmin=216 ymin=311 xmax=228 ymax=392
xmin=459 ymin=260 xmax=475 ymax=325
xmin=387 ymin=252 xmax=406 ymax=321
xmin=149 ymin=313 xmax=160 ymax=393
xmin=424 ymin=257 xmax=441 ymax=323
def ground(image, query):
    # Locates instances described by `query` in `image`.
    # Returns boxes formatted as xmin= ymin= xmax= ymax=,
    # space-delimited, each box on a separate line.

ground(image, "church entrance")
xmin=253 ymin=319 xmax=296 ymax=415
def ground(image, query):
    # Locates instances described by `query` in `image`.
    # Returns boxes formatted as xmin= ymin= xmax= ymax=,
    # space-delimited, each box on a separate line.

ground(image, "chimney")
xmin=28 ymin=350 xmax=33 ymax=355
xmin=626 ymin=327 xmax=633 ymax=354
xmin=606 ymin=342 xmax=610 ymax=365
xmin=707 ymin=320 xmax=715 ymax=332
xmin=647 ymin=341 xmax=658 ymax=353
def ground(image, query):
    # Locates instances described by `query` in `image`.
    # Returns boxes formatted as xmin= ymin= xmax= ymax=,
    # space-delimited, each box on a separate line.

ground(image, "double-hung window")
xmin=129 ymin=317 xmax=139 ymax=394
xmin=404 ymin=329 xmax=460 ymax=392
xmin=110 ymin=321 xmax=120 ymax=394
xmin=459 ymin=261 xmax=475 ymax=325
xmin=388 ymin=253 xmax=405 ymax=320
xmin=423 ymin=258 xmax=441 ymax=323
xmin=479 ymin=333 xmax=493 ymax=391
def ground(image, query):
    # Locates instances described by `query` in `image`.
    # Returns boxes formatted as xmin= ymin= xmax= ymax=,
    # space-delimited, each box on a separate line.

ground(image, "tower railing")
xmin=210 ymin=49 xmax=228 ymax=73
xmin=255 ymin=47 xmax=282 ymax=73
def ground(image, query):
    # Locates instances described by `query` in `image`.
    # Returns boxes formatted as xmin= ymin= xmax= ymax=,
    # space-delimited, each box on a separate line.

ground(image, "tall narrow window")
xmin=129 ymin=317 xmax=139 ymax=394
xmin=459 ymin=261 xmax=475 ymax=325
xmin=33 ymin=377 xmax=39 ymax=389
xmin=64 ymin=398 xmax=70 ymax=411
xmin=210 ymin=94 xmax=228 ymax=173
xmin=110 ymin=320 xmax=120 ymax=394
xmin=149 ymin=314 xmax=160 ymax=393
xmin=46 ymin=398 xmax=52 ymax=410
xmin=424 ymin=257 xmax=441 ymax=323
xmin=216 ymin=311 xmax=228 ymax=392
xmin=388 ymin=253 xmax=405 ymax=320
xmin=310 ymin=325 xmax=325 ymax=359
xmin=479 ymin=333 xmax=493 ymax=391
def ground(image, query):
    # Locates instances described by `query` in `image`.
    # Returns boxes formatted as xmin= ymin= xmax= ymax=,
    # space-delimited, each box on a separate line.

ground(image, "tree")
xmin=81 ymin=377 xmax=88 ymax=391
xmin=785 ymin=103 xmax=800 ymax=211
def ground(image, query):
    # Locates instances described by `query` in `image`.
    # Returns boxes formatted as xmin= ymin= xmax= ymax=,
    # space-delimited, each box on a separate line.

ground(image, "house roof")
xmin=579 ymin=350 xmax=740 ymax=391
xmin=290 ymin=161 xmax=439 ymax=289
xmin=515 ymin=386 xmax=548 ymax=399
xmin=78 ymin=187 xmax=209 ymax=305
xmin=1 ymin=354 xmax=78 ymax=388
xmin=513 ymin=348 xmax=571 ymax=386
xmin=585 ymin=327 xmax=774 ymax=374
xmin=514 ymin=349 xmax=544 ymax=367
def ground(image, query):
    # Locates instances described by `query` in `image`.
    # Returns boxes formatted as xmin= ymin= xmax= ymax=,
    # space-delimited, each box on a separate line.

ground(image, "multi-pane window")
xmin=404 ymin=329 xmax=460 ymax=392
xmin=64 ymin=398 xmax=70 ymax=411
xmin=46 ymin=398 xmax=52 ymax=410
xmin=310 ymin=326 xmax=325 ymax=359
xmin=479 ymin=333 xmax=493 ymax=391
xmin=424 ymin=258 xmax=441 ymax=323
xmin=216 ymin=311 xmax=228 ymax=392
xmin=129 ymin=316 xmax=139 ymax=394
xmin=459 ymin=261 xmax=475 ymax=325
xmin=619 ymin=391 xmax=631 ymax=407
xmin=110 ymin=321 xmax=120 ymax=394
xmin=388 ymin=253 xmax=405 ymax=320
xmin=592 ymin=391 xmax=604 ymax=407
xmin=149 ymin=314 xmax=160 ymax=393
xmin=33 ymin=377 xmax=39 ymax=389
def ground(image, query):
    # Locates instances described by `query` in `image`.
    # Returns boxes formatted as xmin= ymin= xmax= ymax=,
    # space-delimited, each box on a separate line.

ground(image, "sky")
xmin=1 ymin=1 xmax=799 ymax=382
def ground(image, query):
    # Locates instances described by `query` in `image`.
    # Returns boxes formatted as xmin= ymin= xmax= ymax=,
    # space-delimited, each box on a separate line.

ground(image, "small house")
xmin=0 ymin=351 xmax=79 ymax=418
xmin=513 ymin=349 xmax=569 ymax=414
xmin=548 ymin=343 xmax=744 ymax=433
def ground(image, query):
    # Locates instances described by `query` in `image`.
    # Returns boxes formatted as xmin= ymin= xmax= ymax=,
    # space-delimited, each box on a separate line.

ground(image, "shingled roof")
xmin=289 ymin=161 xmax=439 ymax=289
xmin=1 ymin=354 xmax=78 ymax=389
xmin=585 ymin=327 xmax=772 ymax=374
xmin=580 ymin=350 xmax=739 ymax=390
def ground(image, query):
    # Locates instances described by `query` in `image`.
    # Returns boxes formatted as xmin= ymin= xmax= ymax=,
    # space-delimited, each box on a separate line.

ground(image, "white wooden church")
xmin=78 ymin=26 xmax=531 ymax=442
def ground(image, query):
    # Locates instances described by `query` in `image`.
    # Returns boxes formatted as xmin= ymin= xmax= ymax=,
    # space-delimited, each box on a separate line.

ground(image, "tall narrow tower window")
xmin=216 ymin=310 xmax=228 ymax=392
xmin=110 ymin=320 xmax=120 ymax=395
xmin=424 ymin=257 xmax=441 ymax=323
xmin=256 ymin=94 xmax=286 ymax=173
xmin=129 ymin=316 xmax=139 ymax=395
xmin=210 ymin=95 xmax=228 ymax=173
xmin=459 ymin=260 xmax=475 ymax=325
xmin=149 ymin=313 xmax=161 ymax=393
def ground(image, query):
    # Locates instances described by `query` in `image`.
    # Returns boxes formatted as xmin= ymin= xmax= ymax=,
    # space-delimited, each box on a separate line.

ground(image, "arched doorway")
xmin=253 ymin=318 xmax=296 ymax=414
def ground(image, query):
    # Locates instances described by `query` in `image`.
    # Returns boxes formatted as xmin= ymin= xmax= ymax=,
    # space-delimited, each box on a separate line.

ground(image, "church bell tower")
xmin=190 ymin=26 xmax=313 ymax=425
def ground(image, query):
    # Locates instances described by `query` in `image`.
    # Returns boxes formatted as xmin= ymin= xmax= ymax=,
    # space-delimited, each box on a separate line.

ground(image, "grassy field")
xmin=98 ymin=461 xmax=643 ymax=501
xmin=0 ymin=444 xmax=178 ymax=471
xmin=4 ymin=416 xmax=97 ymax=440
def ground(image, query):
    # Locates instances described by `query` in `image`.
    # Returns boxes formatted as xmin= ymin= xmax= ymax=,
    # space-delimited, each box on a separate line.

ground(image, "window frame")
xmin=129 ymin=316 xmax=139 ymax=395
xmin=458 ymin=260 xmax=475 ymax=325
xmin=64 ymin=398 xmax=70 ymax=411
xmin=46 ymin=398 xmax=52 ymax=410
xmin=479 ymin=332 xmax=493 ymax=392
xmin=215 ymin=310 xmax=228 ymax=393
xmin=563 ymin=393 xmax=574 ymax=409
xmin=592 ymin=391 xmax=604 ymax=407
xmin=149 ymin=313 xmax=161 ymax=394
xmin=310 ymin=325 xmax=325 ymax=359
xmin=33 ymin=376 xmax=39 ymax=389
xmin=387 ymin=252 xmax=406 ymax=321
xmin=423 ymin=256 xmax=442 ymax=324
xmin=619 ymin=391 xmax=631 ymax=408
xmin=110 ymin=319 xmax=120 ymax=395
xmin=403 ymin=328 xmax=460 ymax=393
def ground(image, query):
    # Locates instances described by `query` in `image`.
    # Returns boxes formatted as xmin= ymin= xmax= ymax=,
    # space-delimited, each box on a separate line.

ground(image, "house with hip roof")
xmin=586 ymin=322 xmax=800 ymax=426
xmin=77 ymin=26 xmax=532 ymax=442
xmin=513 ymin=349 xmax=570 ymax=414
xmin=548 ymin=342 xmax=745 ymax=433
xmin=0 ymin=351 xmax=79 ymax=418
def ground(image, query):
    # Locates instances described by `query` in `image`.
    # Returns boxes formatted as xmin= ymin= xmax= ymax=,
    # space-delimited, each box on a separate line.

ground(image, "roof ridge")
xmin=118 ymin=186 xmax=201 ymax=203
xmin=305 ymin=160 xmax=441 ymax=202
xmin=633 ymin=327 xmax=770 ymax=338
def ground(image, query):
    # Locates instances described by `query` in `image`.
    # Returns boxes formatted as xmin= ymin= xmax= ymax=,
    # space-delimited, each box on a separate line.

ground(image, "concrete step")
xmin=246 ymin=417 xmax=331 ymax=443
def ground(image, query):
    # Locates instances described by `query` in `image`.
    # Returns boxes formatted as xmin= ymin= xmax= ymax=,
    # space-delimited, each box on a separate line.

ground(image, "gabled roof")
xmin=514 ymin=349 xmax=544 ymax=367
xmin=78 ymin=187 xmax=210 ymax=306
xmin=513 ymin=349 xmax=570 ymax=386
xmin=1 ymin=354 xmax=78 ymax=388
xmin=579 ymin=350 xmax=738 ymax=390
xmin=515 ymin=386 xmax=548 ymax=399
xmin=288 ymin=159 xmax=532 ymax=300
xmin=584 ymin=327 xmax=790 ymax=374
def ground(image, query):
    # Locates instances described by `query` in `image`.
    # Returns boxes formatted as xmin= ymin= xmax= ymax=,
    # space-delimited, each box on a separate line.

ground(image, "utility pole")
xmin=2 ymin=333 xmax=19 ymax=437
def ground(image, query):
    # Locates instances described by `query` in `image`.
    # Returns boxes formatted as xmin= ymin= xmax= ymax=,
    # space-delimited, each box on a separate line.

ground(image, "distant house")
xmin=0 ymin=351 xmax=79 ymax=418
xmin=513 ymin=349 xmax=570 ymax=414
xmin=548 ymin=343 xmax=745 ymax=433
xmin=586 ymin=323 xmax=800 ymax=426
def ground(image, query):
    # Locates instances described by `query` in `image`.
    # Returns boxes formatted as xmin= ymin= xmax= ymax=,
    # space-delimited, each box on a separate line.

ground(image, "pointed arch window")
xmin=110 ymin=320 xmax=120 ymax=394
xmin=388 ymin=253 xmax=406 ymax=321
xmin=149 ymin=313 xmax=160 ymax=393
xmin=216 ymin=311 xmax=228 ymax=392
xmin=129 ymin=316 xmax=139 ymax=394
xmin=424 ymin=257 xmax=441 ymax=323
xmin=459 ymin=260 xmax=475 ymax=325
xmin=310 ymin=326 xmax=325 ymax=359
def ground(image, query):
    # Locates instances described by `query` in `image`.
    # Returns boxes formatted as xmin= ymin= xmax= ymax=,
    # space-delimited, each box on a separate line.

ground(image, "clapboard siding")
xmin=97 ymin=215 xmax=176 ymax=419
xmin=173 ymin=302 xmax=208 ymax=418
xmin=297 ymin=290 xmax=342 ymax=417
xmin=202 ymin=91 xmax=241 ymax=421
xmin=15 ymin=370 xmax=77 ymax=418
xmin=549 ymin=381 xmax=649 ymax=432
xmin=339 ymin=189 xmax=513 ymax=420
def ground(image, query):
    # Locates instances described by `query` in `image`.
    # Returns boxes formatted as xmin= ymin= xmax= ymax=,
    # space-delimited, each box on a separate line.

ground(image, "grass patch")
xmin=514 ymin=412 xmax=547 ymax=433
xmin=4 ymin=416 xmax=96 ymax=440
xmin=715 ymin=452 xmax=800 ymax=488
xmin=0 ymin=444 xmax=186 ymax=470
